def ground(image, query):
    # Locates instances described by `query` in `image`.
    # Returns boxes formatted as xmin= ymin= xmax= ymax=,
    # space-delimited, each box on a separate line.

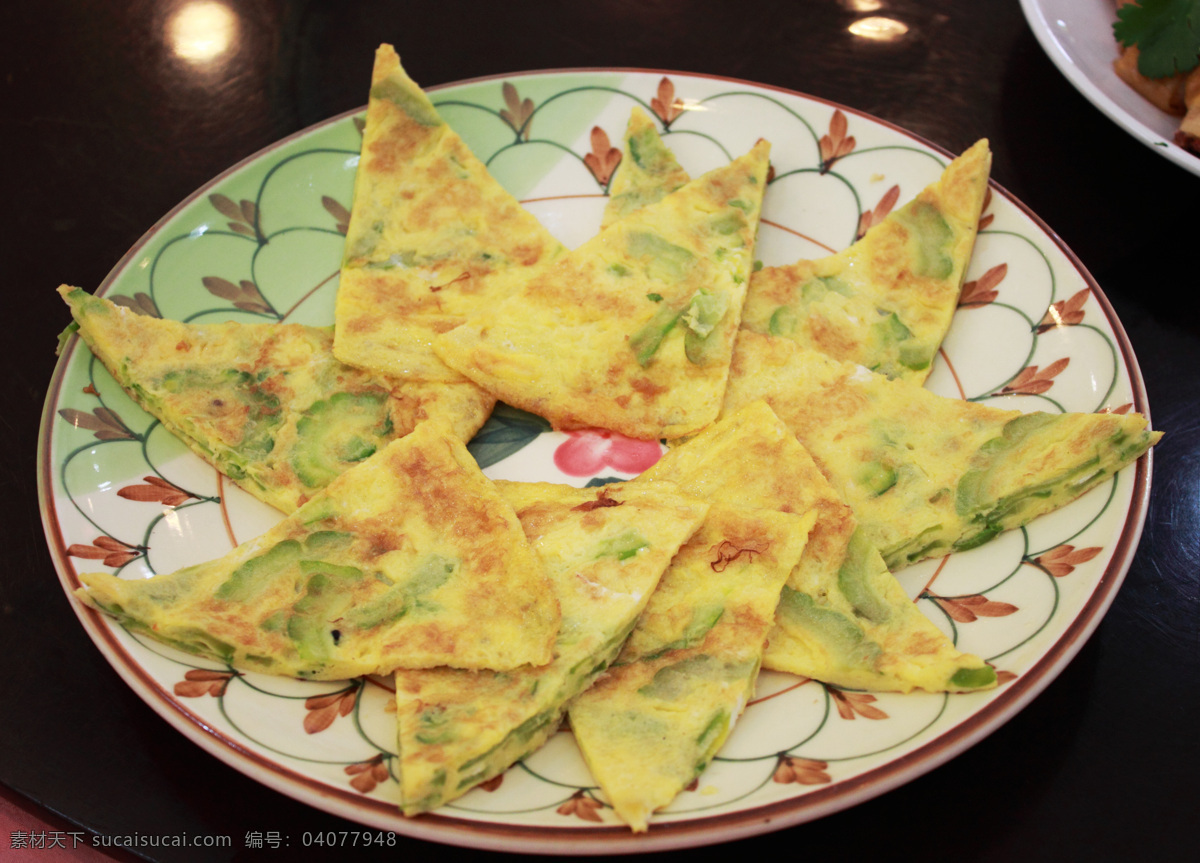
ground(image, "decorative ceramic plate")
xmin=1021 ymin=0 xmax=1200 ymax=177
xmin=39 ymin=68 xmax=1154 ymax=854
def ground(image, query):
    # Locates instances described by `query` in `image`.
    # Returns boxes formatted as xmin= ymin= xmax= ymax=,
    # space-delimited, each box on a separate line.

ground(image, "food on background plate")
xmin=393 ymin=480 xmax=709 ymax=815
xmin=739 ymin=140 xmax=992 ymax=383
xmin=644 ymin=401 xmax=995 ymax=692
xmin=57 ymin=285 xmax=494 ymax=513
xmin=723 ymin=332 xmax=1162 ymax=570
xmin=569 ymin=503 xmax=815 ymax=832
xmin=334 ymin=44 xmax=566 ymax=383
xmin=1113 ymin=0 xmax=1200 ymax=153
xmin=434 ymin=140 xmax=771 ymax=440
xmin=75 ymin=421 xmax=561 ymax=678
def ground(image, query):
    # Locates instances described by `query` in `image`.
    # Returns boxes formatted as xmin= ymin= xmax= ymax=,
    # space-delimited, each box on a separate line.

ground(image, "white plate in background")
xmin=1021 ymin=0 xmax=1200 ymax=176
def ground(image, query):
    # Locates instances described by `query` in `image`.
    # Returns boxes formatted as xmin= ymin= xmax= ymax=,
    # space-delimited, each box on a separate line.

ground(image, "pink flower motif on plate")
xmin=553 ymin=429 xmax=663 ymax=477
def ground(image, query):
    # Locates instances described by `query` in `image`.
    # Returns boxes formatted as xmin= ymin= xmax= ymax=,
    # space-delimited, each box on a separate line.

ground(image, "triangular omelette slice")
xmin=58 ymin=285 xmax=494 ymax=513
xmin=434 ymin=141 xmax=772 ymax=440
xmin=334 ymin=45 xmax=566 ymax=382
xmin=601 ymin=107 xmax=691 ymax=229
xmin=392 ymin=480 xmax=709 ymax=815
xmin=646 ymin=400 xmax=994 ymax=692
xmin=75 ymin=421 xmax=560 ymax=679
xmin=598 ymin=120 xmax=989 ymax=385
xmin=723 ymin=332 xmax=1161 ymax=570
xmin=739 ymin=140 xmax=991 ymax=383
xmin=569 ymin=503 xmax=814 ymax=832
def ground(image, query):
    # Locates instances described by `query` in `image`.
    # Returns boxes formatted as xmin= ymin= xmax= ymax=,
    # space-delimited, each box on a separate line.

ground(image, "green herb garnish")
xmin=1114 ymin=0 xmax=1200 ymax=79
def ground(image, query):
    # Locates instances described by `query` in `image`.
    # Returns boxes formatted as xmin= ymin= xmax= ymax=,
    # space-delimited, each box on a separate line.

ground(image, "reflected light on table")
xmin=842 ymin=0 xmax=884 ymax=11
xmin=166 ymin=0 xmax=239 ymax=66
xmin=848 ymin=16 xmax=909 ymax=42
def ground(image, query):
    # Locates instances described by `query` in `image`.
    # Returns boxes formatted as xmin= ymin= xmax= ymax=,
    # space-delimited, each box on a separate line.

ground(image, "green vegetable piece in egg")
xmin=625 ymin=231 xmax=695 ymax=282
xmin=291 ymin=391 xmax=394 ymax=488
xmin=682 ymin=290 xmax=729 ymax=365
xmin=836 ymin=529 xmax=893 ymax=624
xmin=898 ymin=201 xmax=954 ymax=279
xmin=950 ymin=665 xmax=998 ymax=689
xmin=595 ymin=530 xmax=651 ymax=561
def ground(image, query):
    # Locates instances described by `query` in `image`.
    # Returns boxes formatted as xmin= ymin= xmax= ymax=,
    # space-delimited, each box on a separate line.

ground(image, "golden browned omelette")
xmin=75 ymin=421 xmax=560 ymax=679
xmin=645 ymin=400 xmax=995 ymax=693
xmin=58 ymin=285 xmax=494 ymax=513
xmin=334 ymin=44 xmax=566 ymax=382
xmin=723 ymin=332 xmax=1162 ymax=569
xmin=434 ymin=141 xmax=772 ymax=440
xmin=738 ymin=140 xmax=991 ymax=383
xmin=569 ymin=503 xmax=814 ymax=832
xmin=392 ymin=480 xmax=709 ymax=815
xmin=601 ymin=107 xmax=691 ymax=228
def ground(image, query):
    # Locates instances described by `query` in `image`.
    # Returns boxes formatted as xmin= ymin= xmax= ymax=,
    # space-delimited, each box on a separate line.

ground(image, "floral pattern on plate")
xmin=39 ymin=69 xmax=1153 ymax=853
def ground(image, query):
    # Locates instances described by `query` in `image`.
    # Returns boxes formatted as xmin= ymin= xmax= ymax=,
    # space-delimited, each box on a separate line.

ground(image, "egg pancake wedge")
xmin=392 ymin=480 xmax=709 ymax=816
xmin=740 ymin=140 xmax=991 ymax=383
xmin=334 ymin=44 xmax=565 ymax=383
xmin=74 ymin=421 xmax=560 ymax=679
xmin=569 ymin=504 xmax=814 ymax=832
xmin=58 ymin=285 xmax=494 ymax=513
xmin=723 ymin=332 xmax=1161 ymax=570
xmin=434 ymin=140 xmax=772 ymax=440
xmin=601 ymin=107 xmax=691 ymax=228
xmin=646 ymin=400 xmax=994 ymax=693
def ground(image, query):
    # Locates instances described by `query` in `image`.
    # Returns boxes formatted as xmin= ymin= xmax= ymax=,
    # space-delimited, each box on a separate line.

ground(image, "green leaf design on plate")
xmin=466 ymin=402 xmax=552 ymax=468
xmin=585 ymin=476 xmax=626 ymax=487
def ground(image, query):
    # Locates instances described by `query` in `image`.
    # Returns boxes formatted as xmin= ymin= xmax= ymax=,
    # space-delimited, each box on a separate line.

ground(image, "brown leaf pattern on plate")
xmin=557 ymin=790 xmax=604 ymax=823
xmin=322 ymin=196 xmax=350 ymax=235
xmin=1036 ymin=288 xmax=1090 ymax=333
xmin=996 ymin=357 xmax=1069 ymax=396
xmin=829 ymin=688 xmax=888 ymax=720
xmin=346 ymin=754 xmax=389 ymax=794
xmin=650 ymin=77 xmax=684 ymax=126
xmin=499 ymin=82 xmax=534 ymax=140
xmin=201 ymin=276 xmax=273 ymax=315
xmin=856 ymin=184 xmax=899 ymax=240
xmin=819 ymin=110 xmax=856 ymax=172
xmin=995 ymin=669 xmax=1019 ymax=686
xmin=1034 ymin=544 xmax=1103 ymax=577
xmin=117 ymin=476 xmax=195 ymax=507
xmin=583 ymin=126 xmax=621 ymax=187
xmin=209 ymin=193 xmax=260 ymax=239
xmin=977 ymin=187 xmax=994 ymax=230
xmin=959 ymin=263 xmax=1007 ymax=307
xmin=67 ymin=535 xmax=144 ymax=568
xmin=929 ymin=593 xmax=1019 ymax=623
xmin=174 ymin=669 xmax=238 ymax=698
xmin=304 ymin=687 xmax=359 ymax=734
xmin=478 ymin=774 xmax=504 ymax=793
xmin=58 ymin=406 xmax=136 ymax=440
xmin=108 ymin=292 xmax=161 ymax=317
xmin=1100 ymin=403 xmax=1134 ymax=415
xmin=773 ymin=755 xmax=831 ymax=785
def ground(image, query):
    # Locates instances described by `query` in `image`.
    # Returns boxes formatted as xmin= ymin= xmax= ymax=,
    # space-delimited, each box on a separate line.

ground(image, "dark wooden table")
xmin=3 ymin=1 xmax=1196 ymax=861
